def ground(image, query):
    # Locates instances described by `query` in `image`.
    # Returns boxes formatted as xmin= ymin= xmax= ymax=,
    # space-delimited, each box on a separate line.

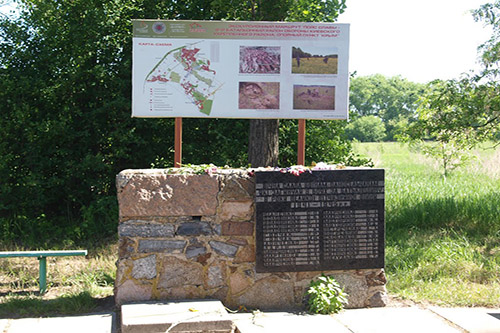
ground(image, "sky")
xmin=1 ymin=0 xmax=493 ymax=83
xmin=337 ymin=0 xmax=493 ymax=83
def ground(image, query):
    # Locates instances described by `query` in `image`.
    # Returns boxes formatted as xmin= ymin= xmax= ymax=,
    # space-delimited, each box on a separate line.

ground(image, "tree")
xmin=0 ymin=0 xmax=354 ymax=246
xmin=399 ymin=78 xmax=499 ymax=177
xmin=398 ymin=1 xmax=500 ymax=177
xmin=241 ymin=0 xmax=347 ymax=167
xmin=473 ymin=0 xmax=500 ymax=75
xmin=349 ymin=74 xmax=427 ymax=140
xmin=279 ymin=119 xmax=371 ymax=166
xmin=345 ymin=116 xmax=386 ymax=142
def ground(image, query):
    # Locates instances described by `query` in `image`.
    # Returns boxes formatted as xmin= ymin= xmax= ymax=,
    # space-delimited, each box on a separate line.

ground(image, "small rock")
xmin=185 ymin=245 xmax=207 ymax=259
xmin=177 ymin=222 xmax=212 ymax=236
xmin=208 ymin=265 xmax=225 ymax=288
xmin=221 ymin=221 xmax=254 ymax=236
xmin=368 ymin=291 xmax=388 ymax=307
xmin=119 ymin=221 xmax=174 ymax=238
xmin=209 ymin=241 xmax=238 ymax=257
xmin=138 ymin=239 xmax=186 ymax=253
xmin=132 ymin=255 xmax=157 ymax=279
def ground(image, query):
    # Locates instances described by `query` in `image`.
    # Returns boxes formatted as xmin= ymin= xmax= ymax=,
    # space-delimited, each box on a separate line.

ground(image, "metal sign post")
xmin=174 ymin=117 xmax=182 ymax=167
xmin=298 ymin=119 xmax=306 ymax=165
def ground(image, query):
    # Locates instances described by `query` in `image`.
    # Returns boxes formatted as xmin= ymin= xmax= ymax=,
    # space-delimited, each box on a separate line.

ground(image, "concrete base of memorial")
xmin=115 ymin=169 xmax=387 ymax=310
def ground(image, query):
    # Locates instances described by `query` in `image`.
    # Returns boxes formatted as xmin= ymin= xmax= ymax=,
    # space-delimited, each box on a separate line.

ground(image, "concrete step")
xmin=121 ymin=299 xmax=235 ymax=333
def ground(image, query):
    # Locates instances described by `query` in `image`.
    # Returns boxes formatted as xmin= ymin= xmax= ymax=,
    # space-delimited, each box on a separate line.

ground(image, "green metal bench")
xmin=0 ymin=250 xmax=88 ymax=294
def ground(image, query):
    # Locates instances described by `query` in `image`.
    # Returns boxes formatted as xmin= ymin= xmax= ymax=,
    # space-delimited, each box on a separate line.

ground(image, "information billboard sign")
xmin=132 ymin=20 xmax=349 ymax=119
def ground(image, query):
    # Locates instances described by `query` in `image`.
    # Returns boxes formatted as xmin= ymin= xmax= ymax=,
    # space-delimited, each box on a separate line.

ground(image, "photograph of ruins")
xmin=238 ymin=82 xmax=280 ymax=109
xmin=239 ymin=46 xmax=281 ymax=74
xmin=293 ymin=85 xmax=335 ymax=110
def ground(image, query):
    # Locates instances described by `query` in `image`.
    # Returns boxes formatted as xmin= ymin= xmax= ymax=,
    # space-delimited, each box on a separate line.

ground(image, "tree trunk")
xmin=248 ymin=119 xmax=279 ymax=167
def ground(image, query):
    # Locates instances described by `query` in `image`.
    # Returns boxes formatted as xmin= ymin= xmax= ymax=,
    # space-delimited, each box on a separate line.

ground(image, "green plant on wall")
xmin=305 ymin=275 xmax=348 ymax=314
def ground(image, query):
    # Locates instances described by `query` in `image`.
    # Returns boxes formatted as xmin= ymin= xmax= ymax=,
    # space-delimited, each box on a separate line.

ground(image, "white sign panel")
xmin=132 ymin=20 xmax=349 ymax=119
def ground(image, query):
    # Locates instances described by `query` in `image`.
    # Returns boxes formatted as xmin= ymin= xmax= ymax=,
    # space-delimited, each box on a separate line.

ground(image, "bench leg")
xmin=38 ymin=256 xmax=47 ymax=295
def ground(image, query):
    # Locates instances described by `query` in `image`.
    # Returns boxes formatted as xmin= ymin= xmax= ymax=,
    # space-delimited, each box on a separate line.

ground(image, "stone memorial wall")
xmin=115 ymin=168 xmax=387 ymax=309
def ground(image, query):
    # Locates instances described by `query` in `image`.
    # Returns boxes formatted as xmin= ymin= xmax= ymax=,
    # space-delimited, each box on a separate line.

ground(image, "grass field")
xmin=1 ymin=142 xmax=499 ymax=316
xmin=354 ymin=142 xmax=500 ymax=307
xmin=0 ymin=244 xmax=117 ymax=317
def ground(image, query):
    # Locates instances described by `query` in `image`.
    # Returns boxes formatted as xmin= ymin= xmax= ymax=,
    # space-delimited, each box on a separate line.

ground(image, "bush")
xmin=306 ymin=275 xmax=348 ymax=314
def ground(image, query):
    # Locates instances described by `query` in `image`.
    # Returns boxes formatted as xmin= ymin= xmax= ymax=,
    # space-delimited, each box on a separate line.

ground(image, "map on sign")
xmin=143 ymin=42 xmax=223 ymax=115
xmin=132 ymin=20 xmax=350 ymax=119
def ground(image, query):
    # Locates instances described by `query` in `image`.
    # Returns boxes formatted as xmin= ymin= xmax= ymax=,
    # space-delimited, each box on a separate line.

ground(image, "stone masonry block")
xmin=138 ymin=239 xmax=187 ymax=253
xmin=117 ymin=171 xmax=219 ymax=218
xmin=209 ymin=241 xmax=238 ymax=258
xmin=119 ymin=221 xmax=174 ymax=238
xmin=177 ymin=222 xmax=212 ymax=236
xmin=132 ymin=255 xmax=157 ymax=280
xmin=158 ymin=256 xmax=204 ymax=289
xmin=185 ymin=245 xmax=207 ymax=259
xmin=219 ymin=175 xmax=255 ymax=200
xmin=221 ymin=221 xmax=253 ymax=236
xmin=218 ymin=201 xmax=253 ymax=221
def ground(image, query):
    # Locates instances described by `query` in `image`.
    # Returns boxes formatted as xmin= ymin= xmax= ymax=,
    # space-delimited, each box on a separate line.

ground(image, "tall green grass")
xmin=354 ymin=142 xmax=500 ymax=307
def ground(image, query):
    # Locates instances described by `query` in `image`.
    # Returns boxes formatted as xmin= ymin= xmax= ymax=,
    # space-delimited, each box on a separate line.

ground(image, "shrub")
xmin=306 ymin=275 xmax=348 ymax=314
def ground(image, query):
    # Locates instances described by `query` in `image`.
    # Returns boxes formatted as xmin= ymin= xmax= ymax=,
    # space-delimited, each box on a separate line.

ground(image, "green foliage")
xmin=279 ymin=119 xmax=372 ymax=166
xmin=349 ymin=74 xmax=427 ymax=140
xmin=306 ymin=275 xmax=348 ymax=314
xmin=345 ymin=115 xmax=386 ymax=142
xmin=399 ymin=78 xmax=499 ymax=177
xmin=473 ymin=0 xmax=500 ymax=74
xmin=0 ymin=0 xmax=353 ymax=247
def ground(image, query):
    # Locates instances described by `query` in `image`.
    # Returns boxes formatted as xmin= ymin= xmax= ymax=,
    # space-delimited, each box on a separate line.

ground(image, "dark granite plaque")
xmin=255 ymin=169 xmax=384 ymax=272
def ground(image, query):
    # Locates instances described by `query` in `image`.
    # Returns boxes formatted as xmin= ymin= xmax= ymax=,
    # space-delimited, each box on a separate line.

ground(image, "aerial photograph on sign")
xmin=291 ymin=46 xmax=339 ymax=74
xmin=293 ymin=85 xmax=335 ymax=110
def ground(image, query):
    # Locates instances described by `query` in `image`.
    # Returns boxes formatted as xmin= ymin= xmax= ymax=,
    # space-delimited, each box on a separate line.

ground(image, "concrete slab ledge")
xmin=121 ymin=299 xmax=235 ymax=333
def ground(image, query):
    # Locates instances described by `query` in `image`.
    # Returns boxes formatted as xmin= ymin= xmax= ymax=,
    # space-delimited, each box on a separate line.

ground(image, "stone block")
xmin=331 ymin=272 xmax=368 ymax=309
xmin=208 ymin=263 xmax=226 ymax=288
xmin=227 ymin=238 xmax=248 ymax=246
xmin=367 ymin=291 xmax=388 ymax=307
xmin=115 ymin=280 xmax=153 ymax=305
xmin=119 ymin=237 xmax=136 ymax=258
xmin=221 ymin=221 xmax=254 ymax=236
xmin=119 ymin=221 xmax=174 ymax=238
xmin=229 ymin=271 xmax=251 ymax=295
xmin=138 ymin=240 xmax=186 ymax=253
xmin=209 ymin=241 xmax=238 ymax=258
xmin=295 ymin=271 xmax=322 ymax=282
xmin=121 ymin=300 xmax=234 ymax=333
xmin=218 ymin=201 xmax=253 ymax=221
xmin=366 ymin=269 xmax=387 ymax=286
xmin=219 ymin=175 xmax=255 ymax=200
xmin=234 ymin=245 xmax=255 ymax=263
xmin=158 ymin=256 xmax=204 ymax=289
xmin=185 ymin=245 xmax=207 ymax=259
xmin=235 ymin=276 xmax=295 ymax=310
xmin=117 ymin=171 xmax=219 ymax=217
xmin=177 ymin=222 xmax=212 ymax=236
xmin=132 ymin=255 xmax=157 ymax=280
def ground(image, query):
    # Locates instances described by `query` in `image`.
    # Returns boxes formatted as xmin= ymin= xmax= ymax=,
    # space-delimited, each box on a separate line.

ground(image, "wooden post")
xmin=174 ymin=117 xmax=182 ymax=168
xmin=298 ymin=119 xmax=306 ymax=165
